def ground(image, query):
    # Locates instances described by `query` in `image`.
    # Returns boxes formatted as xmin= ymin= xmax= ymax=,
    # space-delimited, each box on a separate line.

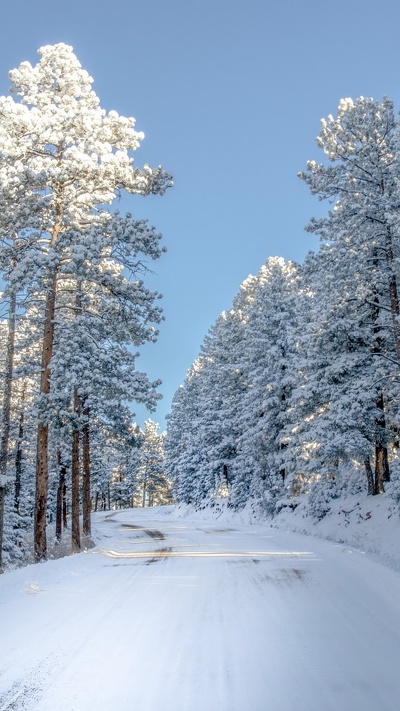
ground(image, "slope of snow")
xmin=1 ymin=506 xmax=400 ymax=711
xmin=270 ymin=490 xmax=400 ymax=569
xmin=177 ymin=488 xmax=400 ymax=572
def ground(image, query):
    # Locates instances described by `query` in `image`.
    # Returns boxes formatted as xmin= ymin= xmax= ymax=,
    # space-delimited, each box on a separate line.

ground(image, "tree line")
xmin=166 ymin=97 xmax=400 ymax=517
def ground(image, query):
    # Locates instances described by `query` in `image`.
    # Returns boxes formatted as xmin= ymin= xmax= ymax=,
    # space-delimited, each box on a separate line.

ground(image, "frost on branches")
xmin=0 ymin=43 xmax=172 ymax=567
xmin=166 ymin=96 xmax=400 ymax=524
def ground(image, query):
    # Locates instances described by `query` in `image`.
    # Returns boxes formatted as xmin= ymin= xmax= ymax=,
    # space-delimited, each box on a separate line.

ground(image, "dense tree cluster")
xmin=3 ymin=53 xmax=400 ymax=569
xmin=0 ymin=44 xmax=172 ymax=569
xmin=166 ymin=97 xmax=400 ymax=516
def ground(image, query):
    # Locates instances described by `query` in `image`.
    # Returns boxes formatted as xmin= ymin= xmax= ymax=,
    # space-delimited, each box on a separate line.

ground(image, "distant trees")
xmin=0 ymin=44 xmax=172 ymax=569
xmin=3 ymin=61 xmax=400 ymax=566
xmin=165 ymin=257 xmax=303 ymax=509
xmin=166 ymin=95 xmax=400 ymax=515
xmin=136 ymin=420 xmax=172 ymax=507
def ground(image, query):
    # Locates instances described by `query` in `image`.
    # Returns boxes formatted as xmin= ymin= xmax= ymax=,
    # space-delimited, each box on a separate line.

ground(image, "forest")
xmin=0 ymin=44 xmax=172 ymax=570
xmin=165 ymin=97 xmax=400 ymax=522
xmin=1 ymin=44 xmax=400 ymax=572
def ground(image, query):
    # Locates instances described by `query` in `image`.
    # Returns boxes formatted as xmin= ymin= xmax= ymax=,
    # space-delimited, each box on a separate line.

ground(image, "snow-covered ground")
xmin=1 ymin=505 xmax=400 ymax=710
xmin=271 ymin=489 xmax=400 ymax=571
xmin=180 ymin=489 xmax=400 ymax=571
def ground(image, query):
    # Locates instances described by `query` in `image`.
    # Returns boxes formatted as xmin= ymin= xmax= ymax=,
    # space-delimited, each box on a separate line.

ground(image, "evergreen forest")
xmin=0 ymin=44 xmax=172 ymax=570
xmin=1 ymin=46 xmax=400 ymax=571
xmin=166 ymin=97 xmax=400 ymax=522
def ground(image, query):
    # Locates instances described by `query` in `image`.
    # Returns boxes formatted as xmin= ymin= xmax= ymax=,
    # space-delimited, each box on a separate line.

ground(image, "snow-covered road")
xmin=1 ymin=506 xmax=400 ymax=711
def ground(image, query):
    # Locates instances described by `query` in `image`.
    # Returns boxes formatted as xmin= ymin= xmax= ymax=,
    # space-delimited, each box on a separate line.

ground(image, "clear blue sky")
xmin=1 ymin=0 xmax=400 ymax=429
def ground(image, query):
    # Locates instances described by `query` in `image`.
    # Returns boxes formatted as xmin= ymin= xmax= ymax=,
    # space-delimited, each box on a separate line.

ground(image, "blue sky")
xmin=1 ymin=0 xmax=400 ymax=429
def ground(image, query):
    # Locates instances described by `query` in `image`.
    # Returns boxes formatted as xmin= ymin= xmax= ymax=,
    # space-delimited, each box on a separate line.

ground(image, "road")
xmin=1 ymin=506 xmax=400 ymax=711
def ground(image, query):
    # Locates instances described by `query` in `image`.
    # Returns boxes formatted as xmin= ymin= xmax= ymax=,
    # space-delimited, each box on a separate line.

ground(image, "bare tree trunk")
xmin=364 ymin=457 xmax=374 ymax=496
xmin=142 ymin=482 xmax=146 ymax=508
xmin=94 ymin=491 xmax=99 ymax=513
xmin=0 ymin=288 xmax=17 ymax=572
xmin=35 ymin=271 xmax=58 ymax=560
xmin=71 ymin=388 xmax=81 ymax=552
xmin=82 ymin=397 xmax=91 ymax=537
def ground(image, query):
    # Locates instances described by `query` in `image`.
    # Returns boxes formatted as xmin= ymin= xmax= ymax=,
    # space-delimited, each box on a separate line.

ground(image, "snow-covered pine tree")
xmin=299 ymin=97 xmax=400 ymax=494
xmin=136 ymin=420 xmax=171 ymax=507
xmin=286 ymin=246 xmax=384 ymax=503
xmin=0 ymin=302 xmax=37 ymax=568
xmin=0 ymin=286 xmax=16 ymax=572
xmin=195 ymin=308 xmax=248 ymax=505
xmin=0 ymin=44 xmax=172 ymax=560
xmin=166 ymin=272 xmax=260 ymax=508
xmin=165 ymin=373 xmax=203 ymax=505
xmin=235 ymin=257 xmax=301 ymax=511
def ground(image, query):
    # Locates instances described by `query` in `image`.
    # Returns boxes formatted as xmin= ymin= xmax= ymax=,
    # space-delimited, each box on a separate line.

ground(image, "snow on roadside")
xmin=2 ymin=488 xmax=399 ymax=577
xmin=271 ymin=491 xmax=400 ymax=571
xmin=2 ymin=506 xmax=400 ymax=711
xmin=174 ymin=491 xmax=400 ymax=573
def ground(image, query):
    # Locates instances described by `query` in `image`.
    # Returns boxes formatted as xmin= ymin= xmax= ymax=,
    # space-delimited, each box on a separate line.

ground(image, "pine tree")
xmin=299 ymin=97 xmax=400 ymax=494
xmin=137 ymin=420 xmax=171 ymax=507
xmin=235 ymin=258 xmax=301 ymax=510
xmin=0 ymin=44 xmax=172 ymax=560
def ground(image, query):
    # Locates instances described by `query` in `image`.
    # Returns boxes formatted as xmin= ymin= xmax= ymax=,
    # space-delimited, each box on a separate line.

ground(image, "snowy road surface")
xmin=1 ymin=507 xmax=400 ymax=711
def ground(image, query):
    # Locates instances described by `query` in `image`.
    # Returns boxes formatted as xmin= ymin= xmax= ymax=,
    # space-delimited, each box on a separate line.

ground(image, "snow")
xmin=271 ymin=489 xmax=400 ymax=572
xmin=1 ymin=505 xmax=400 ymax=710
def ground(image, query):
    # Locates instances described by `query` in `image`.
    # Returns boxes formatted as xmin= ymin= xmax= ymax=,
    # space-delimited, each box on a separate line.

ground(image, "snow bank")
xmin=270 ymin=490 xmax=400 ymax=571
xmin=175 ymin=490 xmax=400 ymax=572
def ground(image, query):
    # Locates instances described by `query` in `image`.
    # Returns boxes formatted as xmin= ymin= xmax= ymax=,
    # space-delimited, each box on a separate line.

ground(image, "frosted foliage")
xmin=136 ymin=420 xmax=172 ymax=506
xmin=0 ymin=43 xmax=171 ymax=242
xmin=166 ymin=257 xmax=303 ymax=510
xmin=0 ymin=44 xmax=172 ymax=567
xmin=166 ymin=96 xmax=400 ymax=515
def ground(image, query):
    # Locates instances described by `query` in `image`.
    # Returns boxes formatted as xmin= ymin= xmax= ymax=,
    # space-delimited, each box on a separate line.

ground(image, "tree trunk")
xmin=0 ymin=488 xmax=4 ymax=573
xmin=14 ymin=383 xmax=26 ymax=517
xmin=62 ymin=479 xmax=68 ymax=530
xmin=34 ymin=271 xmax=58 ymax=560
xmin=71 ymin=388 xmax=81 ymax=552
xmin=369 ymin=253 xmax=390 ymax=494
xmin=56 ymin=482 xmax=62 ymax=543
xmin=0 ymin=288 xmax=17 ymax=573
xmin=82 ymin=397 xmax=91 ymax=537
xmin=94 ymin=491 xmax=99 ymax=513
xmin=382 ymin=444 xmax=390 ymax=483
xmin=56 ymin=451 xmax=67 ymax=542
xmin=374 ymin=445 xmax=386 ymax=495
xmin=374 ymin=392 xmax=388 ymax=493
xmin=385 ymin=226 xmax=400 ymax=365
xmin=142 ymin=482 xmax=146 ymax=508
xmin=364 ymin=457 xmax=374 ymax=496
